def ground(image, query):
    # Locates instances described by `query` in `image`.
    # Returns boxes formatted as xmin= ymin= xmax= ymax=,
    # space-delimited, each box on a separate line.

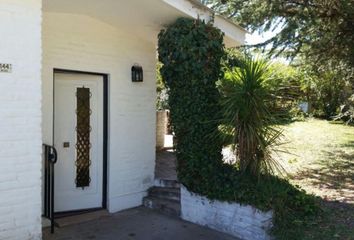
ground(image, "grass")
xmin=275 ymin=118 xmax=354 ymax=240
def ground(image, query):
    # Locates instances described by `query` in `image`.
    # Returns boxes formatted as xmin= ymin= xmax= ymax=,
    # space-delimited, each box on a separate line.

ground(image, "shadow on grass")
xmin=300 ymin=199 xmax=354 ymax=240
xmin=288 ymin=148 xmax=354 ymax=240
xmin=291 ymin=149 xmax=354 ymax=203
xmin=340 ymin=140 xmax=354 ymax=148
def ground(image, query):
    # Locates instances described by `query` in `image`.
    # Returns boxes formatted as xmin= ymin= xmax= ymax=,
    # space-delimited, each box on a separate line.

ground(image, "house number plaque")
xmin=0 ymin=63 xmax=12 ymax=73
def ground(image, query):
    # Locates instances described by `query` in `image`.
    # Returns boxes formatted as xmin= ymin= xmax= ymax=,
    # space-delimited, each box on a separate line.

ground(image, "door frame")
xmin=52 ymin=68 xmax=109 ymax=213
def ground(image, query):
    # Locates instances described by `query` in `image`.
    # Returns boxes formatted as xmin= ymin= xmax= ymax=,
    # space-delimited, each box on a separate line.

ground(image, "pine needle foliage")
xmin=202 ymin=0 xmax=354 ymax=67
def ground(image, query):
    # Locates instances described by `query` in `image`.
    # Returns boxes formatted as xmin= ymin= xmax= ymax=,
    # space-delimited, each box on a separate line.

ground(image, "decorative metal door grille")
xmin=75 ymin=87 xmax=92 ymax=188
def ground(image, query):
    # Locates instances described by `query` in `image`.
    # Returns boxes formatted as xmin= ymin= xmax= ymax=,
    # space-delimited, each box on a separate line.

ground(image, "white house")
xmin=0 ymin=0 xmax=246 ymax=239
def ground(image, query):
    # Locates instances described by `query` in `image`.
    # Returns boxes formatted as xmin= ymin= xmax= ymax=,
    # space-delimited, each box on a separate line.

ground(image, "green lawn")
xmin=277 ymin=119 xmax=354 ymax=240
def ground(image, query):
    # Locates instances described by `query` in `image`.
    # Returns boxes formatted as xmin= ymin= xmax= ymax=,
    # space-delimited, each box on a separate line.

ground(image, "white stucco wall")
xmin=181 ymin=186 xmax=273 ymax=240
xmin=42 ymin=13 xmax=156 ymax=213
xmin=0 ymin=0 xmax=42 ymax=239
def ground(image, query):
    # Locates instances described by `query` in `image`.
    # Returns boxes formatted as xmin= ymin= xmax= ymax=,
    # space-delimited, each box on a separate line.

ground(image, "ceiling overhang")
xmin=43 ymin=0 xmax=246 ymax=47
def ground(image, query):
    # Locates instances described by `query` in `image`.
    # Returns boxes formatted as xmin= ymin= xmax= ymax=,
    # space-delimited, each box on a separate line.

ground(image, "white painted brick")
xmin=0 ymin=0 xmax=42 ymax=239
xmin=181 ymin=186 xmax=273 ymax=240
xmin=42 ymin=12 xmax=156 ymax=214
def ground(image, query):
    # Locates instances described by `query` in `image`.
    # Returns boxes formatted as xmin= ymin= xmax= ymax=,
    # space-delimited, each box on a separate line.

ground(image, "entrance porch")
xmin=41 ymin=0 xmax=245 ymax=223
xmin=43 ymin=207 xmax=238 ymax=240
xmin=0 ymin=0 xmax=245 ymax=239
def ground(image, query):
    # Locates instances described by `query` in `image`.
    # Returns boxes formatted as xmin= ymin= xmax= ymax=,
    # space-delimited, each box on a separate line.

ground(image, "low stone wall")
xmin=181 ymin=186 xmax=273 ymax=240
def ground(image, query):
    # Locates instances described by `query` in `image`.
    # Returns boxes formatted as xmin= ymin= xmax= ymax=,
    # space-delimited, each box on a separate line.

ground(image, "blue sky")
xmin=245 ymin=28 xmax=289 ymax=64
xmin=245 ymin=28 xmax=281 ymax=45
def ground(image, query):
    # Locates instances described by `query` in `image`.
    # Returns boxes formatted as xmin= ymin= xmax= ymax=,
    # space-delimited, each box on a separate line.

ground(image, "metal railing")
xmin=43 ymin=144 xmax=57 ymax=233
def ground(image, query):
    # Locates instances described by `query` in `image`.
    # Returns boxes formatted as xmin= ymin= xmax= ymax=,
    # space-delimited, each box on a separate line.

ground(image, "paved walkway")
xmin=155 ymin=149 xmax=177 ymax=181
xmin=43 ymin=207 xmax=238 ymax=240
xmin=155 ymin=144 xmax=237 ymax=181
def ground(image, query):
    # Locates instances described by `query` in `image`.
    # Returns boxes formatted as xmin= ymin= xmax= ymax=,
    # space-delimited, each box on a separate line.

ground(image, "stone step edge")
xmin=143 ymin=196 xmax=181 ymax=216
xmin=149 ymin=186 xmax=180 ymax=194
xmin=148 ymin=194 xmax=180 ymax=203
xmin=154 ymin=178 xmax=180 ymax=188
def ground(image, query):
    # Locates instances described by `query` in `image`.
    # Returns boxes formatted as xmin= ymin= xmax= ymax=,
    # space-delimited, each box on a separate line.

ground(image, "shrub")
xmin=156 ymin=62 xmax=169 ymax=110
xmin=158 ymin=18 xmax=225 ymax=191
xmin=297 ymin=59 xmax=353 ymax=119
xmin=335 ymin=94 xmax=354 ymax=124
xmin=194 ymin=164 xmax=319 ymax=240
xmin=218 ymin=55 xmax=285 ymax=176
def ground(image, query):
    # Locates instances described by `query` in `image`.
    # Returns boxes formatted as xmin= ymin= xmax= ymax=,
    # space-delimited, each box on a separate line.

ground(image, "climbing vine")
xmin=158 ymin=18 xmax=225 ymax=191
xmin=158 ymin=18 xmax=318 ymax=240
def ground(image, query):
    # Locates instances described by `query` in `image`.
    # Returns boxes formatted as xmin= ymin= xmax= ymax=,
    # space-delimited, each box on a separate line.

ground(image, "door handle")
xmin=63 ymin=142 xmax=70 ymax=148
xmin=51 ymin=147 xmax=58 ymax=164
xmin=43 ymin=144 xmax=58 ymax=164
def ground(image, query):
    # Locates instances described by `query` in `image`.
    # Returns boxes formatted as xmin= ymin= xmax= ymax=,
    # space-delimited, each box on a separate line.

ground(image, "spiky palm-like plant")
xmin=219 ymin=56 xmax=284 ymax=176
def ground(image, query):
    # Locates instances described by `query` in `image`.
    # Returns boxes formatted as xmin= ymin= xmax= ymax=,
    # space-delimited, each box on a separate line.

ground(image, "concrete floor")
xmin=43 ymin=207 xmax=238 ymax=240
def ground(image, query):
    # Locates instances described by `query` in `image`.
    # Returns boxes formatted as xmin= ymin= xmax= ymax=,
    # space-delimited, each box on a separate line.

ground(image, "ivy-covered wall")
xmin=158 ymin=19 xmax=319 ymax=240
xmin=158 ymin=18 xmax=225 ymax=192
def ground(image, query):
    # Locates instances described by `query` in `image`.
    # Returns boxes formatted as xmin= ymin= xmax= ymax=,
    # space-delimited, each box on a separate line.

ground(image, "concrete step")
xmin=149 ymin=187 xmax=180 ymax=202
xmin=154 ymin=179 xmax=180 ymax=188
xmin=143 ymin=196 xmax=181 ymax=217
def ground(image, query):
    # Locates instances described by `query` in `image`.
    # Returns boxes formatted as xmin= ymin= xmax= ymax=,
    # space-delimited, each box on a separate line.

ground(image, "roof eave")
xmin=163 ymin=0 xmax=246 ymax=47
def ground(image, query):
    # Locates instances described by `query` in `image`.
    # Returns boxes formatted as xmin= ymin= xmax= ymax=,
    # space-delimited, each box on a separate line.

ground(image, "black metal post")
xmin=44 ymin=146 xmax=48 ymax=217
xmin=42 ymin=144 xmax=57 ymax=234
xmin=50 ymin=160 xmax=54 ymax=234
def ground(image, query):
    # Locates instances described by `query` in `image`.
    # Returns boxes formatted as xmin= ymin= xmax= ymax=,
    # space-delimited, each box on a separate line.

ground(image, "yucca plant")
xmin=218 ymin=55 xmax=285 ymax=176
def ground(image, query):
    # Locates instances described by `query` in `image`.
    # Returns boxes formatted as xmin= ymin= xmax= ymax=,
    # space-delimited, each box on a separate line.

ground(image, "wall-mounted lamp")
xmin=131 ymin=64 xmax=143 ymax=82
